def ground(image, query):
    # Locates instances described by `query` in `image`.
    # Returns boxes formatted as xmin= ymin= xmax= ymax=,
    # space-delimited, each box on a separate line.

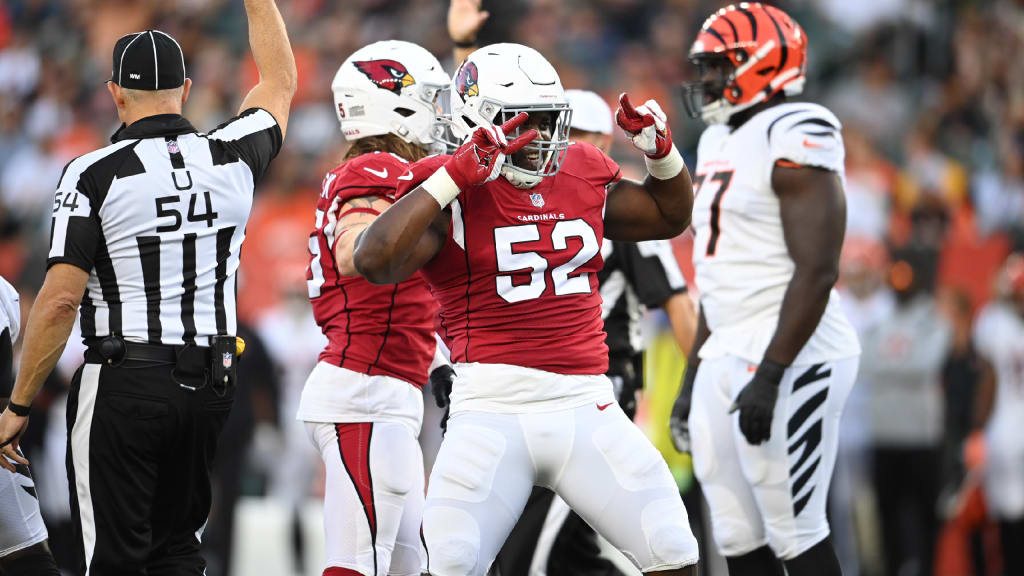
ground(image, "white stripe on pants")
xmin=71 ymin=363 xmax=101 ymax=574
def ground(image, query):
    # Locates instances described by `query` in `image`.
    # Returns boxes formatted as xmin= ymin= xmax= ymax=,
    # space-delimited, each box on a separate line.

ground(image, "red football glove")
xmin=445 ymin=112 xmax=538 ymax=189
xmin=616 ymin=93 xmax=673 ymax=159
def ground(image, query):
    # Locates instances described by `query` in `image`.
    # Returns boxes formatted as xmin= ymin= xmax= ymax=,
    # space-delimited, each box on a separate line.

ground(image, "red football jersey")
xmin=397 ymin=142 xmax=622 ymax=375
xmin=306 ymin=152 xmax=437 ymax=387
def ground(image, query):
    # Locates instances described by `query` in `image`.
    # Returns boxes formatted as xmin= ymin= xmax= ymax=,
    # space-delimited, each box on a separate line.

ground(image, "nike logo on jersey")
xmin=802 ymin=138 xmax=824 ymax=148
xmin=397 ymin=171 xmax=414 ymax=181
xmin=363 ymin=166 xmax=388 ymax=178
xmin=597 ymin=402 xmax=614 ymax=411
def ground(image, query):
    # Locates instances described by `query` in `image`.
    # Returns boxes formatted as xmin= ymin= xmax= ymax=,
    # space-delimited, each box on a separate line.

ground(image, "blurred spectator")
xmin=844 ymin=125 xmax=897 ymax=242
xmin=860 ymin=250 xmax=951 ymax=576
xmin=833 ymin=237 xmax=894 ymax=576
xmin=826 ymin=54 xmax=911 ymax=157
xmin=933 ymin=288 xmax=996 ymax=576
xmin=972 ymin=255 xmax=1024 ymax=576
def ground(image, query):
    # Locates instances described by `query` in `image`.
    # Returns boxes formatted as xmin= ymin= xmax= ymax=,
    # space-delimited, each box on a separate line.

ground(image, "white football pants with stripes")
xmin=689 ymin=355 xmax=858 ymax=560
xmin=306 ymin=421 xmax=425 ymax=576
xmin=422 ymin=403 xmax=700 ymax=575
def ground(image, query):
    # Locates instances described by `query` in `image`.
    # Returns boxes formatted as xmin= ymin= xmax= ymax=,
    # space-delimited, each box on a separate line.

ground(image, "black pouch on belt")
xmin=209 ymin=335 xmax=238 ymax=392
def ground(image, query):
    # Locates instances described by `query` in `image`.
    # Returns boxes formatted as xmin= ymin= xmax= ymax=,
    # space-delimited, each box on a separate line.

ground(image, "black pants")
xmin=66 ymin=357 xmax=233 ymax=575
xmin=1002 ymin=516 xmax=1024 ymax=576
xmin=872 ymin=446 xmax=941 ymax=576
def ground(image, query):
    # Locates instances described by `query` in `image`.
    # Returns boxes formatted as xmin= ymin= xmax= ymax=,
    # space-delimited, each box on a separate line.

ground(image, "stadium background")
xmin=0 ymin=0 xmax=1021 ymax=575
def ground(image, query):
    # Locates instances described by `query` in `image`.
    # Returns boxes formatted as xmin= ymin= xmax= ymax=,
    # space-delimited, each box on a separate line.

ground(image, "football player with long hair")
xmin=354 ymin=43 xmax=700 ymax=575
xmin=300 ymin=40 xmax=452 ymax=576
xmin=668 ymin=4 xmax=861 ymax=576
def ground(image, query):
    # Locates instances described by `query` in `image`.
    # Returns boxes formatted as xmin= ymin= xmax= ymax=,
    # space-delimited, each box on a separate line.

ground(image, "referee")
xmin=0 ymin=0 xmax=296 ymax=573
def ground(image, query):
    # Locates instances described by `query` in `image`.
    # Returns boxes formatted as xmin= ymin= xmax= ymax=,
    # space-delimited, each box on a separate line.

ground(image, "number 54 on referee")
xmin=0 ymin=0 xmax=296 ymax=573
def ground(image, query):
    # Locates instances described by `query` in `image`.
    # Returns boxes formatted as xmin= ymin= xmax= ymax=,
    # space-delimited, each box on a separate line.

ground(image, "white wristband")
xmin=645 ymin=145 xmax=685 ymax=181
xmin=421 ymin=166 xmax=461 ymax=208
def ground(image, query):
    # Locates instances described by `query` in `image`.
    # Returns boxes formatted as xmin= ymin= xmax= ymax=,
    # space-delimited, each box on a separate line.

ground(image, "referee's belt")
xmin=85 ymin=338 xmax=210 ymax=369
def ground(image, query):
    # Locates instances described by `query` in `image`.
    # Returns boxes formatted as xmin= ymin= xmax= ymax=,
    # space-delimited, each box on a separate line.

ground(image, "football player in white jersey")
xmin=668 ymin=4 xmax=860 ymax=576
xmin=0 ymin=277 xmax=59 ymax=575
xmin=972 ymin=255 xmax=1024 ymax=575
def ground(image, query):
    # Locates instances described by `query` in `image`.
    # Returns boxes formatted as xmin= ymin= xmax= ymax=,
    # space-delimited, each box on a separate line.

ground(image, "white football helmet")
xmin=449 ymin=43 xmax=572 ymax=189
xmin=332 ymin=40 xmax=450 ymax=152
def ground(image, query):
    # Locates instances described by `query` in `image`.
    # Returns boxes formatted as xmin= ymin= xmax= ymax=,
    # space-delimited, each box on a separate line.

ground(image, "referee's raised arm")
xmin=0 ymin=7 xmax=297 ymax=573
xmin=238 ymin=0 xmax=298 ymax=138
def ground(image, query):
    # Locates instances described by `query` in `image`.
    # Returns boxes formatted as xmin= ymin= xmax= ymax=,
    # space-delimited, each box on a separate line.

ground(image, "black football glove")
xmin=429 ymin=364 xmax=456 ymax=433
xmin=729 ymin=359 xmax=787 ymax=445
xmin=669 ymin=365 xmax=698 ymax=454
xmin=617 ymin=376 xmax=641 ymax=421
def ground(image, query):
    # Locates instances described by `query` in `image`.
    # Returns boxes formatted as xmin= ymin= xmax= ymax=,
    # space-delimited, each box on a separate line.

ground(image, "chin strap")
xmin=500 ymin=165 xmax=543 ymax=189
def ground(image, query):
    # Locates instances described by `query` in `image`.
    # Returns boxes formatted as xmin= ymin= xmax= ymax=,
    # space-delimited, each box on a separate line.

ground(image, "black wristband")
xmin=754 ymin=359 xmax=787 ymax=386
xmin=453 ymin=39 xmax=477 ymax=48
xmin=6 ymin=400 xmax=30 ymax=417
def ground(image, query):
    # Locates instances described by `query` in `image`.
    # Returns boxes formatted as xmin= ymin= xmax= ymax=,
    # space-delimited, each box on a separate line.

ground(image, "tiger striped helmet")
xmin=682 ymin=3 xmax=808 ymax=124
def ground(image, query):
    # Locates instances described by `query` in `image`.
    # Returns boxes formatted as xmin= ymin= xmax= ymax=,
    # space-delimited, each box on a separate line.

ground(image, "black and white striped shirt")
xmin=598 ymin=239 xmax=687 ymax=359
xmin=48 ymin=109 xmax=281 ymax=346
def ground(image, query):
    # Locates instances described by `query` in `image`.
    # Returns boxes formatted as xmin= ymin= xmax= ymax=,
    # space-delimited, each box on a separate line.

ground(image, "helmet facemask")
xmin=398 ymin=81 xmax=454 ymax=153
xmin=453 ymin=97 xmax=572 ymax=189
xmin=497 ymin=105 xmax=572 ymax=180
xmin=428 ymin=85 xmax=463 ymax=154
xmin=682 ymin=52 xmax=740 ymax=125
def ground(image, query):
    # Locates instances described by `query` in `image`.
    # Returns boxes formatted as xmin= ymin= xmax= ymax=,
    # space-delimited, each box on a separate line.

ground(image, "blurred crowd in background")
xmin=1 ymin=1 xmax=1022 ymax=575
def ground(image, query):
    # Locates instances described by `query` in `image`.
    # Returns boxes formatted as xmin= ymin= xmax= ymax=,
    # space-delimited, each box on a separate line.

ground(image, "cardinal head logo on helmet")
xmin=353 ymin=59 xmax=415 ymax=94
xmin=455 ymin=60 xmax=479 ymax=98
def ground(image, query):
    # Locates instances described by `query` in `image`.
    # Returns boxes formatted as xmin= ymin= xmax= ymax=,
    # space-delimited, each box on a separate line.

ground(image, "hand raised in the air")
xmin=448 ymin=0 xmax=489 ymax=45
xmin=445 ymin=112 xmax=538 ymax=190
xmin=616 ymin=93 xmax=674 ymax=159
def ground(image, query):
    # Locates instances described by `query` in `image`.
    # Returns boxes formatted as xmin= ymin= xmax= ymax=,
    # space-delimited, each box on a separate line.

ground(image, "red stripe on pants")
xmin=323 ymin=567 xmax=364 ymax=576
xmin=335 ymin=423 xmax=377 ymax=549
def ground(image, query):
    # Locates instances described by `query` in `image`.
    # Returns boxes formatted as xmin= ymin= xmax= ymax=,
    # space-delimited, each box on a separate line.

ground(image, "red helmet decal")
xmin=353 ymin=59 xmax=415 ymax=94
xmin=456 ymin=61 xmax=479 ymax=98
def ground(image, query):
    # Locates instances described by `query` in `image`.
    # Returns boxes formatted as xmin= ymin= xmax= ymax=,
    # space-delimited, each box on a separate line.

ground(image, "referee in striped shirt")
xmin=0 ymin=1 xmax=296 ymax=573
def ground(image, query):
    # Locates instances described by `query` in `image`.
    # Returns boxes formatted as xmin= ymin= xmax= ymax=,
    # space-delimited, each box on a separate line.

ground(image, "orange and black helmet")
xmin=682 ymin=3 xmax=808 ymax=124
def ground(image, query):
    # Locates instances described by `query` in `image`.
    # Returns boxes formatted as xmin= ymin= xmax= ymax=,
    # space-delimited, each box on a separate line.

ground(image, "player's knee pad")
xmin=591 ymin=420 xmax=667 ymax=491
xmin=639 ymin=498 xmax=700 ymax=569
xmin=429 ymin=424 xmax=506 ymax=503
xmin=706 ymin=501 xmax=766 ymax=558
xmin=422 ymin=506 xmax=480 ymax=575
xmin=370 ymin=428 xmax=419 ymax=497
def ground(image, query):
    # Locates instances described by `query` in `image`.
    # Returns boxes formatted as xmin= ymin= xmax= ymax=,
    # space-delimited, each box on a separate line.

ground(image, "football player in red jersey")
xmin=354 ymin=43 xmax=699 ymax=576
xmin=300 ymin=40 xmax=452 ymax=576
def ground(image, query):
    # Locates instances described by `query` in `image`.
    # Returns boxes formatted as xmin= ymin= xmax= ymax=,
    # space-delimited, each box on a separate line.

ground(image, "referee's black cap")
xmin=109 ymin=30 xmax=186 ymax=91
